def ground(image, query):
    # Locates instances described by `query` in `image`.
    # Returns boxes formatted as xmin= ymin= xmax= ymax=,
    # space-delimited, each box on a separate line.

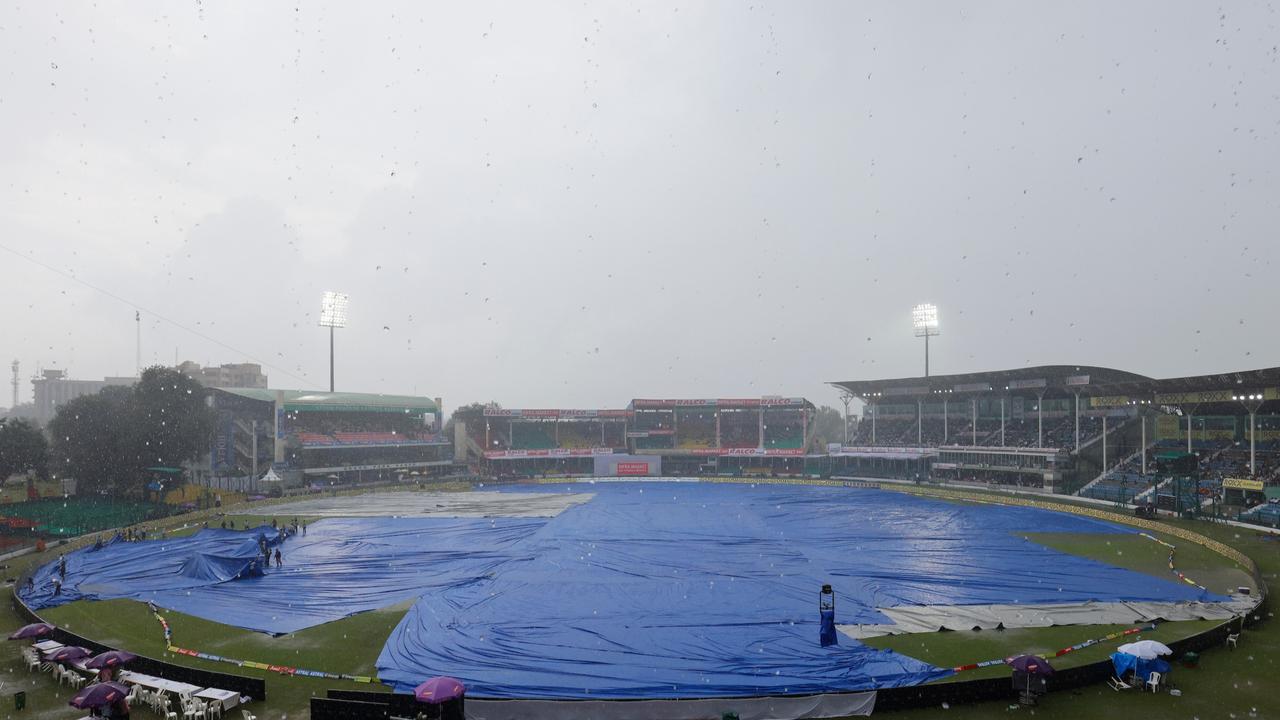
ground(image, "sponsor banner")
xmin=627 ymin=431 xmax=650 ymax=438
xmin=1089 ymin=395 xmax=1130 ymax=408
xmin=1154 ymin=390 xmax=1234 ymax=405
xmin=880 ymin=386 xmax=930 ymax=397
xmin=616 ymin=462 xmax=650 ymax=476
xmin=1065 ymin=375 xmax=1091 ymax=386
xmin=953 ymin=382 xmax=992 ymax=393
xmin=484 ymin=448 xmax=619 ymax=459
xmin=724 ymin=448 xmax=805 ymax=456
xmin=631 ymin=398 xmax=807 ymax=409
xmin=304 ymin=461 xmax=449 ymax=473
xmin=212 ymin=411 xmax=235 ymax=471
xmin=1007 ymin=378 xmax=1047 ymax=390
xmin=485 ymin=408 xmax=632 ymax=419
xmin=1224 ymin=477 xmax=1265 ymax=492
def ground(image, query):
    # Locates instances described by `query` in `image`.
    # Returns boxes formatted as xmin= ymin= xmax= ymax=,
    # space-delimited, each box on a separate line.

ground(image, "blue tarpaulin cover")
xmin=23 ymin=483 xmax=1218 ymax=699
xmin=1110 ymin=652 xmax=1171 ymax=683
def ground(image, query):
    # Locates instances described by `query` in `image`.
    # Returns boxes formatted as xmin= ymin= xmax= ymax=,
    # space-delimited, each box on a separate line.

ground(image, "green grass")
xmin=872 ymin=492 xmax=1279 ymax=718
xmin=1027 ymin=530 xmax=1256 ymax=596
xmin=864 ymin=620 xmax=1222 ymax=682
xmin=39 ymin=597 xmax=409 ymax=718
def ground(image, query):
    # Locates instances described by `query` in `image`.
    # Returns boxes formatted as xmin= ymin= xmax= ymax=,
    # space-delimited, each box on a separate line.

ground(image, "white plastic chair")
xmin=23 ymin=651 xmax=41 ymax=673
xmin=206 ymin=699 xmax=224 ymax=720
xmin=1146 ymin=671 xmax=1161 ymax=693
xmin=1226 ymin=632 xmax=1239 ymax=649
xmin=240 ymin=708 xmax=257 ymax=720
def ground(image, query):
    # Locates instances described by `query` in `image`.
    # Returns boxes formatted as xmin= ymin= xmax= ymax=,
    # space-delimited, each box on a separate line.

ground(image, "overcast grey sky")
xmin=2 ymin=1 xmax=1277 ymax=412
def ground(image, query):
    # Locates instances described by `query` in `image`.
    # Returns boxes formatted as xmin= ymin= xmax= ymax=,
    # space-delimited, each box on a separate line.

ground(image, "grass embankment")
xmin=869 ymin=497 xmax=1277 ymax=719
xmin=30 ymin=595 xmax=409 ymax=718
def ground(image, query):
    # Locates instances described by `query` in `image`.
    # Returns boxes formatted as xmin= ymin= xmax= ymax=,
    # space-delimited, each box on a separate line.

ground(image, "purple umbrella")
xmin=1007 ymin=654 xmax=1055 ymax=675
xmin=69 ymin=682 xmax=131 ymax=709
xmin=85 ymin=650 xmax=139 ymax=669
xmin=50 ymin=645 xmax=92 ymax=663
xmin=414 ymin=677 xmax=465 ymax=704
xmin=8 ymin=622 xmax=55 ymax=640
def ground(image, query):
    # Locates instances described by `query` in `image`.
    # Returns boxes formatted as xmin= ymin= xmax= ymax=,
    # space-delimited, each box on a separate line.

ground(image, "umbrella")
xmin=85 ymin=650 xmax=138 ymax=669
xmin=1118 ymin=640 xmax=1172 ymax=660
xmin=69 ymin=682 xmax=132 ymax=710
xmin=414 ymin=677 xmax=465 ymax=704
xmin=1007 ymin=655 xmax=1055 ymax=675
xmin=8 ymin=622 xmax=55 ymax=640
xmin=50 ymin=645 xmax=92 ymax=663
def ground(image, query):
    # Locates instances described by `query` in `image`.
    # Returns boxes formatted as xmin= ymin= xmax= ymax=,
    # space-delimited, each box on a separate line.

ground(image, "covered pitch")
xmin=23 ymin=483 xmax=1224 ymax=702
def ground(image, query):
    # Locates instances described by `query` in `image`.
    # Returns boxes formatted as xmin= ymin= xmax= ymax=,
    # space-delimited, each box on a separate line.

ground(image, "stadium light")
xmin=911 ymin=303 xmax=940 ymax=377
xmin=319 ymin=291 xmax=349 ymax=392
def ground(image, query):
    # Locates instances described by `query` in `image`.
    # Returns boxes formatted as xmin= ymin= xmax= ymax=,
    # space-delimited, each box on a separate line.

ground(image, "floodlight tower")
xmin=911 ymin=303 xmax=940 ymax=377
xmin=318 ymin=291 xmax=349 ymax=392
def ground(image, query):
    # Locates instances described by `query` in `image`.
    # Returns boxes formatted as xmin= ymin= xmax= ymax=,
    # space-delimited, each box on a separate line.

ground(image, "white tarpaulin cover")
xmin=839 ymin=598 xmax=1258 ymax=638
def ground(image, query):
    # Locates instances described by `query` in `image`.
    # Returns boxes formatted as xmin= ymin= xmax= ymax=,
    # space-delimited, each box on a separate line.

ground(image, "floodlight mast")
xmin=911 ymin=303 xmax=940 ymax=377
xmin=319 ymin=291 xmax=349 ymax=392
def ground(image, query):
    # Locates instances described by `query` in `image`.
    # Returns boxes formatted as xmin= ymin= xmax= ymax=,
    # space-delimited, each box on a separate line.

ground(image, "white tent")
xmin=259 ymin=467 xmax=283 ymax=483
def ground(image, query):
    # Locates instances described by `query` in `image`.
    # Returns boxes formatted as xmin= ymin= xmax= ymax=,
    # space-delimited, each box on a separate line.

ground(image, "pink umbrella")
xmin=8 ymin=622 xmax=55 ymax=640
xmin=414 ymin=677 xmax=465 ymax=704
xmin=69 ymin=682 xmax=131 ymax=709
xmin=50 ymin=645 xmax=92 ymax=663
xmin=86 ymin=650 xmax=139 ymax=669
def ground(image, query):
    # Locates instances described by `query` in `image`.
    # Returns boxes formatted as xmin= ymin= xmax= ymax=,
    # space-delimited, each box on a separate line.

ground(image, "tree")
xmin=48 ymin=366 xmax=214 ymax=497
xmin=444 ymin=401 xmax=499 ymax=438
xmin=48 ymin=386 xmax=140 ymax=495
xmin=0 ymin=418 xmax=49 ymax=480
xmin=809 ymin=405 xmax=846 ymax=449
xmin=132 ymin=366 xmax=215 ymax=471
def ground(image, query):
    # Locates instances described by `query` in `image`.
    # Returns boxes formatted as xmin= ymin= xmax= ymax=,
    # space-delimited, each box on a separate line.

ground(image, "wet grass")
xmin=38 ymin=595 xmax=408 ymax=718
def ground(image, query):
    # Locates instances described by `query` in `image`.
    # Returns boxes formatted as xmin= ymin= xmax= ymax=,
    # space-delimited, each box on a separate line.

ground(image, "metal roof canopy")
xmin=831 ymin=365 xmax=1280 ymax=405
xmin=830 ymin=365 xmax=1149 ymax=398
xmin=214 ymin=387 xmax=439 ymax=414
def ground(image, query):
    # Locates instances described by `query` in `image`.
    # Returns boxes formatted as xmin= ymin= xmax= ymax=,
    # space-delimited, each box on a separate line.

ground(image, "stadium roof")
xmin=831 ymin=365 xmax=1280 ymax=404
xmin=214 ymin=388 xmax=440 ymax=414
xmin=830 ymin=365 xmax=1149 ymax=398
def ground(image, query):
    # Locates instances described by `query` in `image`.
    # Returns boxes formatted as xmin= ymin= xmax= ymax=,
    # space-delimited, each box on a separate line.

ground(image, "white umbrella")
xmin=1117 ymin=640 xmax=1172 ymax=659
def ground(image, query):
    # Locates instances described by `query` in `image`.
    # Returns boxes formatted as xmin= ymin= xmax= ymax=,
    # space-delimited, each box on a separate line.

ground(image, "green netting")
xmin=0 ymin=497 xmax=168 ymax=537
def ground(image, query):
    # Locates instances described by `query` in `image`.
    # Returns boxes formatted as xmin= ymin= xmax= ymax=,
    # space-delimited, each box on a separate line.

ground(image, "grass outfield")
xmin=17 ymin=594 xmax=407 ymax=717
xmin=871 ymin=490 xmax=1278 ymax=719
xmin=3 ymin=485 xmax=1274 ymax=720
xmin=863 ymin=530 xmax=1247 ymax=683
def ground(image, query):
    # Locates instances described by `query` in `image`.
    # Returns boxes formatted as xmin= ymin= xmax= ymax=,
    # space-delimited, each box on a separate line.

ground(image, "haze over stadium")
xmin=2 ymin=2 xmax=1278 ymax=411
xmin=1 ymin=2 xmax=1279 ymax=720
